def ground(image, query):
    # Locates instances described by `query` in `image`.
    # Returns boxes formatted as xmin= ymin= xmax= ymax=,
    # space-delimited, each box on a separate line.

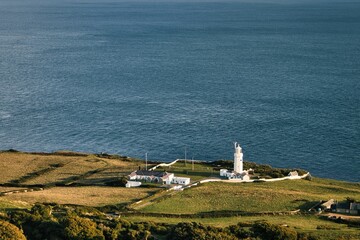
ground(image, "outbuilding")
xmin=125 ymin=181 xmax=142 ymax=188
xmin=172 ymin=177 xmax=191 ymax=185
xmin=128 ymin=170 xmax=174 ymax=184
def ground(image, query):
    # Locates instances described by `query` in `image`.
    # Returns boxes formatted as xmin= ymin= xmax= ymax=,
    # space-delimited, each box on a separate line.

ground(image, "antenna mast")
xmin=145 ymin=152 xmax=148 ymax=171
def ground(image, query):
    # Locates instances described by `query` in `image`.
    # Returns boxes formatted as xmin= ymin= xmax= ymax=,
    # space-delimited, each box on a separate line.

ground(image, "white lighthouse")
xmin=234 ymin=142 xmax=243 ymax=173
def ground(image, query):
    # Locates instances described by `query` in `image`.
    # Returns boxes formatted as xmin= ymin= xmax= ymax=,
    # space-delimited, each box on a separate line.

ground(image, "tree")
xmin=227 ymin=223 xmax=251 ymax=239
xmin=31 ymin=203 xmax=53 ymax=220
xmin=61 ymin=215 xmax=105 ymax=240
xmin=119 ymin=176 xmax=128 ymax=187
xmin=0 ymin=220 xmax=27 ymax=240
xmin=168 ymin=222 xmax=236 ymax=240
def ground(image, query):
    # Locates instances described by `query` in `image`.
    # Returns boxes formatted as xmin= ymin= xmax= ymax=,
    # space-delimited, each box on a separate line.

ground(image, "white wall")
xmin=126 ymin=181 xmax=142 ymax=188
xmin=172 ymin=177 xmax=190 ymax=185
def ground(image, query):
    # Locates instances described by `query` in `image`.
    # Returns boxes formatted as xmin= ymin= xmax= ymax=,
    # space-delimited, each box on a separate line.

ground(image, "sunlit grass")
xmin=0 ymin=152 xmax=145 ymax=185
xmin=0 ymin=198 xmax=30 ymax=209
xmin=122 ymin=215 xmax=360 ymax=240
xmin=141 ymin=178 xmax=360 ymax=214
xmin=157 ymin=161 xmax=218 ymax=181
xmin=122 ymin=214 xmax=345 ymax=228
xmin=1 ymin=186 xmax=158 ymax=207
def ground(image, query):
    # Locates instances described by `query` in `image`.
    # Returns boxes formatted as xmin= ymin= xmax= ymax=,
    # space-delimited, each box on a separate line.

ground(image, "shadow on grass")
xmin=296 ymin=200 xmax=321 ymax=211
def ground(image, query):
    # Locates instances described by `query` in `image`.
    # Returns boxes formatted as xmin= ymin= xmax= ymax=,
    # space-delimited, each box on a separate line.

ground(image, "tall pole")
xmin=192 ymin=155 xmax=194 ymax=171
xmin=184 ymin=146 xmax=187 ymax=167
xmin=145 ymin=152 xmax=148 ymax=171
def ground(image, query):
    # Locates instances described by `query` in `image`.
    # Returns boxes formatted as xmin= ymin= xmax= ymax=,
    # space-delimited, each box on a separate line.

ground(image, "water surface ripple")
xmin=0 ymin=0 xmax=359 ymax=182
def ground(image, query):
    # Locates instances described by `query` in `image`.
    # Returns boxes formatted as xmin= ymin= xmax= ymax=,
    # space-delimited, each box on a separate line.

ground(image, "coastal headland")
xmin=0 ymin=150 xmax=359 ymax=239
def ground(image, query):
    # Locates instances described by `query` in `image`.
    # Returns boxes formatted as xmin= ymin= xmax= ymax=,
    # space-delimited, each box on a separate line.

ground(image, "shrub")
xmin=316 ymin=225 xmax=339 ymax=230
xmin=31 ymin=203 xmax=53 ymax=220
xmin=227 ymin=223 xmax=252 ymax=238
xmin=61 ymin=215 xmax=105 ymax=240
xmin=252 ymin=222 xmax=297 ymax=240
xmin=0 ymin=220 xmax=26 ymax=240
xmin=168 ymin=222 xmax=237 ymax=240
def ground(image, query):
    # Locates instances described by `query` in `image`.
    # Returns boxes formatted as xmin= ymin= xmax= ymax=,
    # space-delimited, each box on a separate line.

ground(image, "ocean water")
xmin=0 ymin=0 xmax=359 ymax=182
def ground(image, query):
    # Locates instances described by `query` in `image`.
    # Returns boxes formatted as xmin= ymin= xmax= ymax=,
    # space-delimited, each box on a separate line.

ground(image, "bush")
xmin=61 ymin=215 xmax=105 ymax=240
xmin=31 ymin=203 xmax=53 ymax=220
xmin=252 ymin=222 xmax=297 ymax=240
xmin=316 ymin=225 xmax=339 ymax=230
xmin=9 ymin=205 xmax=64 ymax=240
xmin=297 ymin=232 xmax=320 ymax=240
xmin=0 ymin=220 xmax=26 ymax=240
xmin=227 ymin=223 xmax=252 ymax=238
xmin=168 ymin=222 xmax=237 ymax=240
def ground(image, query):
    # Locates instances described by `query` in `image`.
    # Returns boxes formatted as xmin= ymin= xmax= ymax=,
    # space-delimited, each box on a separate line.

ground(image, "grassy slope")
xmin=0 ymin=198 xmax=30 ymax=209
xmin=1 ymin=151 xmax=359 ymax=239
xmin=123 ymin=214 xmax=350 ymax=228
xmin=0 ymin=152 xmax=78 ymax=184
xmin=122 ymin=215 xmax=360 ymax=239
xmin=0 ymin=151 xmax=144 ymax=185
xmin=0 ymin=151 xmax=156 ymax=208
xmin=141 ymin=178 xmax=360 ymax=214
xmin=1 ymin=186 xmax=157 ymax=207
xmin=131 ymin=177 xmax=360 ymax=239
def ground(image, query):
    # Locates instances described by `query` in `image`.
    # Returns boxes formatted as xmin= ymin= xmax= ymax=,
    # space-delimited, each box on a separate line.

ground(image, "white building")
xmin=288 ymin=171 xmax=298 ymax=177
xmin=220 ymin=169 xmax=250 ymax=180
xmin=172 ymin=176 xmax=191 ymax=185
xmin=219 ymin=142 xmax=250 ymax=180
xmin=128 ymin=170 xmax=190 ymax=185
xmin=220 ymin=169 xmax=230 ymax=177
xmin=128 ymin=170 xmax=174 ymax=184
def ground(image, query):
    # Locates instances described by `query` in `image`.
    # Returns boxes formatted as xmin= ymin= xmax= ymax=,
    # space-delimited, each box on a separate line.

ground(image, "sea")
xmin=0 ymin=0 xmax=359 ymax=182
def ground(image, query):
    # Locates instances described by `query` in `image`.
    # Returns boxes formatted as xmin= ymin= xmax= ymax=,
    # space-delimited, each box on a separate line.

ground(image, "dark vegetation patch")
xmin=316 ymin=225 xmax=340 ymax=230
xmin=104 ymin=177 xmax=127 ymax=187
xmin=2 ymin=149 xmax=20 ymax=153
xmin=95 ymin=153 xmax=134 ymax=162
xmin=2 ymin=203 xmax=325 ymax=240
xmin=211 ymin=160 xmax=307 ymax=178
xmin=118 ymin=210 xmax=302 ymax=219
xmin=1 ymin=149 xmax=89 ymax=157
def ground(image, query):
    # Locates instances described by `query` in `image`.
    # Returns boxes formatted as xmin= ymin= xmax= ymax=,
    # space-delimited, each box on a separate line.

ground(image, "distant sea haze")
xmin=0 ymin=0 xmax=359 ymax=182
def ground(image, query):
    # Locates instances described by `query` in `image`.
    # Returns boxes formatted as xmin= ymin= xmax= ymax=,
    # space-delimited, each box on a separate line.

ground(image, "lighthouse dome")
xmin=235 ymin=144 xmax=242 ymax=153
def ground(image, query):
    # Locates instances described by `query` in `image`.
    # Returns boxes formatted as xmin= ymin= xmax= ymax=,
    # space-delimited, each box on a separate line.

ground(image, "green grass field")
xmin=122 ymin=214 xmax=350 ymax=228
xmin=0 ymin=198 xmax=30 ymax=209
xmin=156 ymin=161 xmax=218 ymax=181
xmin=140 ymin=178 xmax=360 ymax=214
xmin=122 ymin=215 xmax=360 ymax=240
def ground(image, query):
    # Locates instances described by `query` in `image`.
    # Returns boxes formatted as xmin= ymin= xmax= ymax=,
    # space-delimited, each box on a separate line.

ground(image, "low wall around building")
xmin=199 ymin=172 xmax=310 ymax=184
xmin=149 ymin=159 xmax=180 ymax=171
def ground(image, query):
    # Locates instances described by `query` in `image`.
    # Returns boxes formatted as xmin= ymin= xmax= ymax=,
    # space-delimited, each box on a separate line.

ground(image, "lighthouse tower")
xmin=234 ymin=142 xmax=243 ymax=173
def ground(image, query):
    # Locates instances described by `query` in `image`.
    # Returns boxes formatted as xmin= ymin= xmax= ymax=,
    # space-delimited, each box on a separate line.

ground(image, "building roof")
xmin=288 ymin=171 xmax=298 ymax=176
xmin=321 ymin=199 xmax=335 ymax=209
